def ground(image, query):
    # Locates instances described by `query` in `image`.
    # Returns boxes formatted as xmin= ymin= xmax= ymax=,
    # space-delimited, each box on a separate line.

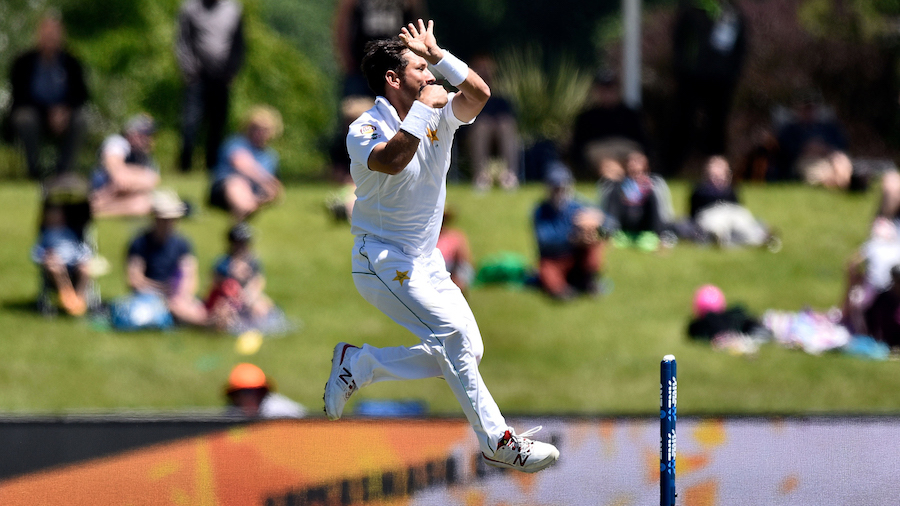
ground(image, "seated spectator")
xmin=325 ymin=96 xmax=373 ymax=221
xmin=206 ymin=223 xmax=283 ymax=333
xmin=877 ymin=169 xmax=900 ymax=224
xmin=126 ymin=189 xmax=208 ymax=326
xmin=775 ymin=91 xmax=852 ymax=189
xmin=738 ymin=125 xmax=779 ymax=182
xmin=684 ymin=156 xmax=774 ymax=248
xmin=224 ymin=363 xmax=305 ymax=418
xmin=465 ymin=53 xmax=520 ymax=191
xmin=209 ymin=106 xmax=283 ymax=221
xmin=6 ymin=12 xmax=89 ymax=179
xmin=31 ymin=195 xmax=93 ymax=316
xmin=569 ymin=69 xmax=648 ymax=181
xmin=436 ymin=207 xmax=475 ymax=295
xmin=841 ymin=217 xmax=900 ymax=335
xmin=89 ymin=114 xmax=160 ymax=218
xmin=601 ymin=150 xmax=672 ymax=250
xmin=864 ymin=265 xmax=900 ymax=349
xmin=534 ymin=164 xmax=613 ymax=300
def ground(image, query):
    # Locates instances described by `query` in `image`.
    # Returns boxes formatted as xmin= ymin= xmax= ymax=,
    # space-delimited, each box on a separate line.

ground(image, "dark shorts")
xmin=208 ymin=179 xmax=229 ymax=211
xmin=209 ymin=176 xmax=267 ymax=211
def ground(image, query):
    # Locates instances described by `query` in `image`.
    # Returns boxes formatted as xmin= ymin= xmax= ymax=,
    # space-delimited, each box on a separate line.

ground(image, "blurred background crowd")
xmin=3 ymin=0 xmax=900 ymax=416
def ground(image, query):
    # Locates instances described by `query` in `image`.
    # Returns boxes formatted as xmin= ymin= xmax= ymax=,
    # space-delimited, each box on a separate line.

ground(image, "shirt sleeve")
xmin=178 ymin=236 xmax=194 ymax=258
xmin=101 ymin=135 xmax=131 ymax=160
xmin=346 ymin=118 xmax=386 ymax=169
xmin=445 ymin=93 xmax=475 ymax=130
xmin=126 ymin=235 xmax=143 ymax=260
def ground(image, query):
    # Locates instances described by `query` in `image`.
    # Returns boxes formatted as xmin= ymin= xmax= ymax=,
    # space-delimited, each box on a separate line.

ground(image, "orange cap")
xmin=226 ymin=363 xmax=268 ymax=393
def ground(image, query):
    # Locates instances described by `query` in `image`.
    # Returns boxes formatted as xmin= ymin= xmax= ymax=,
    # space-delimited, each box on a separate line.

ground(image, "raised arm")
xmin=400 ymin=19 xmax=489 ymax=123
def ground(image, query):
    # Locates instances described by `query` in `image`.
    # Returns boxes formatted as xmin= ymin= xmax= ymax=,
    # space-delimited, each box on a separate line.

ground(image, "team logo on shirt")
xmin=360 ymin=124 xmax=379 ymax=139
xmin=393 ymin=270 xmax=410 ymax=287
xmin=426 ymin=128 xmax=439 ymax=143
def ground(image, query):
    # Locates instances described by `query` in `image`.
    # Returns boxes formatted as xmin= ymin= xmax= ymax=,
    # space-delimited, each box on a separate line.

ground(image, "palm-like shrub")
xmin=493 ymin=48 xmax=593 ymax=147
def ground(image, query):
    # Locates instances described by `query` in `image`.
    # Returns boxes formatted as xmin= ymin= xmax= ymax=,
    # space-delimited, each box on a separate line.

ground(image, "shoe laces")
xmin=498 ymin=426 xmax=543 ymax=452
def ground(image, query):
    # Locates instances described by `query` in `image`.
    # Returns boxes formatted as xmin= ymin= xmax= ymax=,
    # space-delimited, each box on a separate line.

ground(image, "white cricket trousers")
xmin=349 ymin=235 xmax=508 ymax=454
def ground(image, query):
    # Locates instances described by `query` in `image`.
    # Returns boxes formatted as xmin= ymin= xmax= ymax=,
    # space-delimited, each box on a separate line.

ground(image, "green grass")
xmin=1 ymin=176 xmax=898 ymax=416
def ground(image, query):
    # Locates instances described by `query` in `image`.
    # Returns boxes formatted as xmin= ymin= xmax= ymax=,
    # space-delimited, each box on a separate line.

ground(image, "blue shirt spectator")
xmin=127 ymin=231 xmax=193 ymax=286
xmin=212 ymin=134 xmax=278 ymax=186
xmin=535 ymin=199 xmax=590 ymax=259
xmin=208 ymin=106 xmax=284 ymax=221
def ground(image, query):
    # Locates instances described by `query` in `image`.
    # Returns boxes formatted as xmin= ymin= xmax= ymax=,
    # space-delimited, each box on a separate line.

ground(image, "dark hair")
xmin=228 ymin=222 xmax=253 ymax=243
xmin=361 ymin=38 xmax=409 ymax=96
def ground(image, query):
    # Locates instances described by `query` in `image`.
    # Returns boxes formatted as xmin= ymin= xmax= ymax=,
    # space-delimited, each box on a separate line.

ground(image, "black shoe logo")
xmin=339 ymin=367 xmax=356 ymax=390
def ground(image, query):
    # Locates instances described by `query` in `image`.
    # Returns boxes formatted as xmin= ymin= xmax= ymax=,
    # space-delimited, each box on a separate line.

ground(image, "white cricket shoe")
xmin=324 ymin=342 xmax=360 ymax=420
xmin=482 ymin=426 xmax=559 ymax=473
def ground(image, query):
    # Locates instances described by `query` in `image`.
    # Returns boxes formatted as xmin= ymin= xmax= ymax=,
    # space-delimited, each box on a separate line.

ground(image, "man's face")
xmin=37 ymin=18 xmax=63 ymax=55
xmin=397 ymin=51 xmax=445 ymax=101
xmin=153 ymin=217 xmax=175 ymax=238
xmin=247 ymin=122 xmax=273 ymax=149
xmin=549 ymin=185 xmax=572 ymax=209
xmin=127 ymin=131 xmax=154 ymax=154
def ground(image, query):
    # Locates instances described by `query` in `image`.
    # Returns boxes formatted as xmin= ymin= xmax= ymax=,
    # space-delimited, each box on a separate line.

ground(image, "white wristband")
xmin=399 ymin=100 xmax=435 ymax=140
xmin=433 ymin=51 xmax=469 ymax=87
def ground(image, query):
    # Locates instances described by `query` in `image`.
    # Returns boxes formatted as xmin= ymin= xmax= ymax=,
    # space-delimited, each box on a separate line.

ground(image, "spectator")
xmin=465 ymin=53 xmax=520 ymax=191
xmin=209 ymin=106 xmax=283 ymax=221
xmin=126 ymin=189 xmax=208 ymax=326
xmin=89 ymin=114 xmax=160 ymax=218
xmin=436 ymin=207 xmax=475 ymax=295
xmin=569 ymin=69 xmax=648 ymax=181
xmin=7 ymin=13 xmax=89 ymax=179
xmin=533 ymin=164 xmax=611 ymax=300
xmin=31 ymin=195 xmax=93 ymax=316
xmin=664 ymin=0 xmax=747 ymax=176
xmin=175 ymin=0 xmax=245 ymax=173
xmin=205 ymin=223 xmax=281 ymax=333
xmin=326 ymin=96 xmax=374 ymax=221
xmin=601 ymin=151 xmax=672 ymax=250
xmin=690 ymin=155 xmax=738 ymax=219
xmin=877 ymin=170 xmax=900 ymax=224
xmin=685 ymin=155 xmax=774 ymax=248
xmin=841 ymin=217 xmax=900 ymax=335
xmin=224 ymin=363 xmax=305 ymax=418
xmin=864 ymin=265 xmax=900 ymax=349
xmin=333 ymin=0 xmax=425 ymax=98
xmin=774 ymin=91 xmax=852 ymax=188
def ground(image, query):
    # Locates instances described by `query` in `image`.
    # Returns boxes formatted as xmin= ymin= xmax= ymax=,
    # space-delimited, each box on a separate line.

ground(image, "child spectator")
xmin=601 ymin=151 xmax=672 ymax=251
xmin=224 ymin=363 xmax=305 ymax=418
xmin=205 ymin=222 xmax=281 ymax=333
xmin=89 ymin=114 xmax=160 ymax=217
xmin=436 ymin=207 xmax=475 ymax=295
xmin=209 ymin=106 xmax=283 ymax=221
xmin=534 ymin=164 xmax=612 ymax=300
xmin=31 ymin=198 xmax=92 ymax=316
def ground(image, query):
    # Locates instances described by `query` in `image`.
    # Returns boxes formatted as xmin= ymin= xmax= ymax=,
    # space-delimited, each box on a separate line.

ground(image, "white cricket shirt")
xmin=347 ymin=94 xmax=471 ymax=257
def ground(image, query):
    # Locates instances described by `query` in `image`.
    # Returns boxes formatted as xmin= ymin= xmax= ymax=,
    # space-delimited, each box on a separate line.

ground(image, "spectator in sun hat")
xmin=209 ymin=105 xmax=284 ymax=221
xmin=89 ymin=113 xmax=161 ymax=218
xmin=125 ymin=189 xmax=208 ymax=326
xmin=224 ymin=363 xmax=305 ymax=418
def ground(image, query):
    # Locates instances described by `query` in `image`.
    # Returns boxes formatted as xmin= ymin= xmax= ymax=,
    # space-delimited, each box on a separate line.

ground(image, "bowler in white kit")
xmin=323 ymin=19 xmax=559 ymax=473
